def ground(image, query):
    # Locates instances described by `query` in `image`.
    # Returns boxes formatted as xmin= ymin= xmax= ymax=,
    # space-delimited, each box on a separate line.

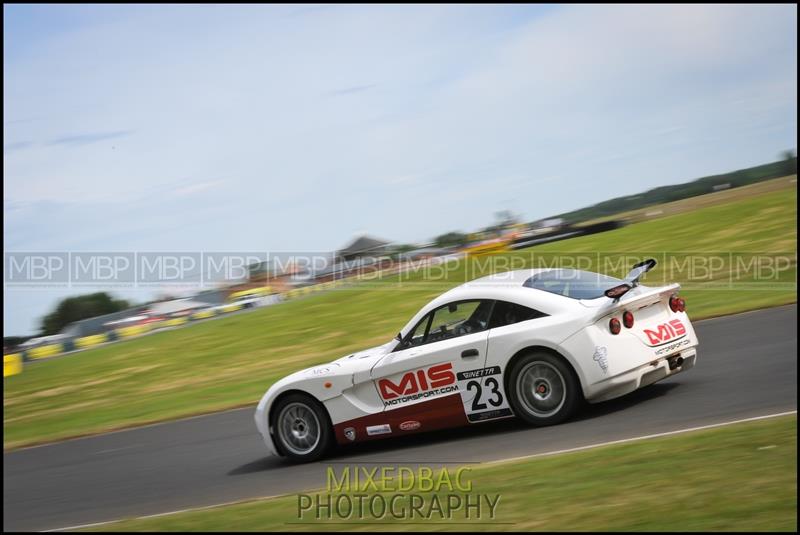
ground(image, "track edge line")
xmin=43 ymin=409 xmax=797 ymax=533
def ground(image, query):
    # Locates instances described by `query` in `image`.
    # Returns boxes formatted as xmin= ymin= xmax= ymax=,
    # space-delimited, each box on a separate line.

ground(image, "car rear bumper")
xmin=586 ymin=347 xmax=697 ymax=403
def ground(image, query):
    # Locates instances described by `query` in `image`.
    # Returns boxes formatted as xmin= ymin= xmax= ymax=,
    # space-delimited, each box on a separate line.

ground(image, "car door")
xmin=369 ymin=299 xmax=494 ymax=430
xmin=478 ymin=300 xmax=551 ymax=422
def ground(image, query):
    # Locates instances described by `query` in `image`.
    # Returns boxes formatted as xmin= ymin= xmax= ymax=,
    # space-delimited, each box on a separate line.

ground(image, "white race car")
xmin=255 ymin=259 xmax=698 ymax=462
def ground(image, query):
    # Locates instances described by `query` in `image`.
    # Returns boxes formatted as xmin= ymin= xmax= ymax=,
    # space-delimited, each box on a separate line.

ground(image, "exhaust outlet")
xmin=667 ymin=356 xmax=684 ymax=370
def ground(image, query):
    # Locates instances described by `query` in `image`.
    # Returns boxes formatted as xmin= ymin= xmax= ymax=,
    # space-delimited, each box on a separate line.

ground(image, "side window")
xmin=489 ymin=300 xmax=547 ymax=329
xmin=403 ymin=313 xmax=432 ymax=349
xmin=426 ymin=300 xmax=492 ymax=344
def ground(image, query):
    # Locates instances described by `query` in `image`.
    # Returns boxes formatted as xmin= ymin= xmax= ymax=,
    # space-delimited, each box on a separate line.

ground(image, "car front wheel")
xmin=507 ymin=351 xmax=581 ymax=426
xmin=272 ymin=393 xmax=333 ymax=462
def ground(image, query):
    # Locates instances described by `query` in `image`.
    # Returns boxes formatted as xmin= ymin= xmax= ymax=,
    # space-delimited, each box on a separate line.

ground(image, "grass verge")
xmin=89 ymin=415 xmax=797 ymax=531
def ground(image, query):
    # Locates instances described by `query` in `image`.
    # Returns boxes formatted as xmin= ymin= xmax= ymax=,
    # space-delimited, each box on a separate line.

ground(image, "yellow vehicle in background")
xmin=227 ymin=287 xmax=274 ymax=309
xmin=228 ymin=287 xmax=272 ymax=301
xmin=462 ymin=237 xmax=511 ymax=256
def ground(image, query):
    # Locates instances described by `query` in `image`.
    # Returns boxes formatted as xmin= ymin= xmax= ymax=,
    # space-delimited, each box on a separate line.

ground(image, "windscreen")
xmin=523 ymin=269 xmax=623 ymax=300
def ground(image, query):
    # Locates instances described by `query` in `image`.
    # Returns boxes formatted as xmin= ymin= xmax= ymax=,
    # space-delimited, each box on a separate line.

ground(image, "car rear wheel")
xmin=273 ymin=394 xmax=333 ymax=462
xmin=507 ymin=352 xmax=581 ymax=426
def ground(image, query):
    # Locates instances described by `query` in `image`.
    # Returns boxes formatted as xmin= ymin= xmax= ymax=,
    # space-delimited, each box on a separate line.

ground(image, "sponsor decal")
xmin=378 ymin=363 xmax=457 ymax=407
xmin=593 ymin=346 xmax=609 ymax=374
xmin=654 ymin=338 xmax=691 ymax=357
xmin=332 ymin=395 xmax=468 ymax=445
xmin=467 ymin=408 xmax=513 ymax=422
xmin=456 ymin=366 xmax=501 ymax=381
xmin=308 ymin=366 xmax=334 ymax=376
xmin=644 ymin=319 xmax=687 ymax=346
xmin=399 ymin=420 xmax=421 ymax=431
xmin=343 ymin=427 xmax=356 ymax=441
xmin=366 ymin=424 xmax=392 ymax=436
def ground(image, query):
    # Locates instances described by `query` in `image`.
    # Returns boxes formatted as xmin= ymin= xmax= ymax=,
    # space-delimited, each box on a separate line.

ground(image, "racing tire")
xmin=507 ymin=351 xmax=582 ymax=426
xmin=272 ymin=393 xmax=334 ymax=463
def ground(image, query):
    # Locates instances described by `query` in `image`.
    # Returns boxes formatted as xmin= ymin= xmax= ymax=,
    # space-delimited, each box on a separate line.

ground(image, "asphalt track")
xmin=4 ymin=305 xmax=797 ymax=532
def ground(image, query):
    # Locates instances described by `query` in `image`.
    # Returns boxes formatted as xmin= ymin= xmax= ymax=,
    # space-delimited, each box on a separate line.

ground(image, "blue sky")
xmin=3 ymin=4 xmax=797 ymax=335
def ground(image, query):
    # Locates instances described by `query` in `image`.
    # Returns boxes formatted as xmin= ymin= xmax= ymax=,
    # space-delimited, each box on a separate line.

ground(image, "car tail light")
xmin=669 ymin=296 xmax=686 ymax=313
xmin=609 ymin=317 xmax=621 ymax=335
xmin=623 ymin=311 xmax=634 ymax=328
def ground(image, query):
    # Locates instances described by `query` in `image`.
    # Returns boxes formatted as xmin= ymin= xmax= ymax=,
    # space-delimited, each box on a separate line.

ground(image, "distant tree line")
xmin=434 ymin=232 xmax=470 ymax=248
xmin=40 ymin=292 xmax=131 ymax=336
xmin=4 ymin=336 xmax=31 ymax=349
xmin=554 ymin=153 xmax=797 ymax=224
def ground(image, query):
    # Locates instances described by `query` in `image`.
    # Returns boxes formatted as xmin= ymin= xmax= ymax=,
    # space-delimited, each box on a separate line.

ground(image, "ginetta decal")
xmin=377 ymin=363 xmax=458 ymax=407
xmin=644 ymin=319 xmax=687 ymax=346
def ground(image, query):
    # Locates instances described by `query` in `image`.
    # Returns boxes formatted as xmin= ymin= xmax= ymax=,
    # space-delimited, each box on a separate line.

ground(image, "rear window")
xmin=489 ymin=301 xmax=547 ymax=329
xmin=523 ymin=269 xmax=623 ymax=300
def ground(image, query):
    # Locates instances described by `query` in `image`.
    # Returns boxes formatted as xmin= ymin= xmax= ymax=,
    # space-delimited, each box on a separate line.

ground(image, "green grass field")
xmin=4 ymin=184 xmax=797 ymax=449
xmin=90 ymin=415 xmax=797 ymax=531
xmin=580 ymin=175 xmax=797 ymax=225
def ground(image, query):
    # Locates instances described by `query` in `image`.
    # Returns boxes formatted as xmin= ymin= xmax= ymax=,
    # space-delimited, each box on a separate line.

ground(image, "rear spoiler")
xmin=603 ymin=258 xmax=658 ymax=299
xmin=592 ymin=282 xmax=681 ymax=322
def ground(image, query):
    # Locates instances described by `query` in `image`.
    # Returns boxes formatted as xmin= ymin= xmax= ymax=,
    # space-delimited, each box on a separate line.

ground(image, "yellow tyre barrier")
xmin=116 ymin=324 xmax=151 ymax=339
xmin=220 ymin=303 xmax=242 ymax=314
xmin=191 ymin=309 xmax=216 ymax=320
xmin=27 ymin=344 xmax=63 ymax=360
xmin=75 ymin=334 xmax=108 ymax=349
xmin=4 ymin=353 xmax=23 ymax=377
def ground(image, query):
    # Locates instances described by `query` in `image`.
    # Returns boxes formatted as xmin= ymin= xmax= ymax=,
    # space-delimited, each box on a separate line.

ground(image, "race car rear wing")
xmin=603 ymin=258 xmax=658 ymax=299
xmin=593 ymin=282 xmax=681 ymax=322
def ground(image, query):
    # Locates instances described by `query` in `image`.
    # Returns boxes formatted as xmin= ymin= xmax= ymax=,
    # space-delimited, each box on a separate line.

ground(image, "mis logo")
xmin=377 ymin=363 xmax=456 ymax=400
xmin=644 ymin=319 xmax=686 ymax=345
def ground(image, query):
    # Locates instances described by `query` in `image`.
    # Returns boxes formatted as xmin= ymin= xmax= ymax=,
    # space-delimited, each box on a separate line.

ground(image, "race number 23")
xmin=466 ymin=377 xmax=503 ymax=411
xmin=457 ymin=366 xmax=513 ymax=422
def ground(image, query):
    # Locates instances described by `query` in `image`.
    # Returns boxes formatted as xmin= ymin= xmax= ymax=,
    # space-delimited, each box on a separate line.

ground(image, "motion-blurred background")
xmin=3 ymin=4 xmax=797 ymax=532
